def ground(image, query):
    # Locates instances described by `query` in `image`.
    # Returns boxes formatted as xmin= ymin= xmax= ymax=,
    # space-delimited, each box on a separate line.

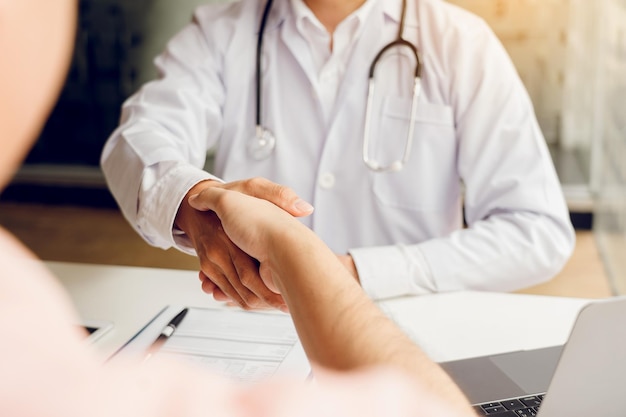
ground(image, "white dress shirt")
xmin=101 ymin=0 xmax=575 ymax=300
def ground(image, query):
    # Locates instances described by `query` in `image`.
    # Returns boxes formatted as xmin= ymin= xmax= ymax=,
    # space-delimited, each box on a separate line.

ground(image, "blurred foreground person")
xmin=0 ymin=1 xmax=473 ymax=415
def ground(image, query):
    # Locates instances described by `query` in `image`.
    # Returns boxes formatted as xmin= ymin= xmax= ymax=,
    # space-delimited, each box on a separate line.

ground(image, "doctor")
xmin=101 ymin=0 xmax=575 ymax=310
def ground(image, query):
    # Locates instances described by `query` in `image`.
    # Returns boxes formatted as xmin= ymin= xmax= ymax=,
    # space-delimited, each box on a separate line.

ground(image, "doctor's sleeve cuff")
xmin=349 ymin=244 xmax=437 ymax=300
xmin=138 ymin=164 xmax=221 ymax=255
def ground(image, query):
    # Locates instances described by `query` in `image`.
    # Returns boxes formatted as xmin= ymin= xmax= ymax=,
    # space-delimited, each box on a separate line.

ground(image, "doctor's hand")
xmin=175 ymin=178 xmax=314 ymax=311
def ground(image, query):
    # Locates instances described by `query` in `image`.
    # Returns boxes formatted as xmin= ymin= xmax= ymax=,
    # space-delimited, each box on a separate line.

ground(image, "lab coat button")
xmin=319 ymin=173 xmax=336 ymax=189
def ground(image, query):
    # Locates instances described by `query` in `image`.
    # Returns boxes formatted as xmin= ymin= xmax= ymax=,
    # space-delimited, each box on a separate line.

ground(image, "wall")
xmin=593 ymin=0 xmax=626 ymax=294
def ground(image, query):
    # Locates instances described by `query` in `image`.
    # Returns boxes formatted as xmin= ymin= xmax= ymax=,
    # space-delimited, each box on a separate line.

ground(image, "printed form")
xmin=123 ymin=306 xmax=311 ymax=383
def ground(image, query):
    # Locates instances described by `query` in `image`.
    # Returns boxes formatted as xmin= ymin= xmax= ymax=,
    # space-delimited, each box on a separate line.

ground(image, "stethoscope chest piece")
xmin=248 ymin=125 xmax=277 ymax=160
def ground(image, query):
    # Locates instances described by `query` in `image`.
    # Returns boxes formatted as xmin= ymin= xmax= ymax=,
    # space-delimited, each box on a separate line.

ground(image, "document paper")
xmin=153 ymin=307 xmax=310 ymax=382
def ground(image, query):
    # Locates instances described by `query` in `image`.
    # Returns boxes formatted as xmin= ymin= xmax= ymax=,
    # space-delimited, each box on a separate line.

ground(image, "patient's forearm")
xmin=268 ymin=226 xmax=472 ymax=412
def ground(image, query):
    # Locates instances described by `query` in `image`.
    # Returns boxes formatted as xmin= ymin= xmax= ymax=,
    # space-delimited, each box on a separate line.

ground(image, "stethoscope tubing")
xmin=253 ymin=0 xmax=422 ymax=172
xmin=256 ymin=0 xmax=274 ymax=128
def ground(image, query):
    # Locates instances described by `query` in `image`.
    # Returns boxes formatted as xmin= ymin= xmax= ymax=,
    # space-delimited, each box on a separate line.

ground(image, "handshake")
xmin=175 ymin=177 xmax=357 ymax=312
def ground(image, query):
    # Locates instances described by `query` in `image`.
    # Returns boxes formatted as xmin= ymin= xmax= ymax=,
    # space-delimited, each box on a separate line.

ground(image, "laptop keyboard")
xmin=474 ymin=394 xmax=544 ymax=416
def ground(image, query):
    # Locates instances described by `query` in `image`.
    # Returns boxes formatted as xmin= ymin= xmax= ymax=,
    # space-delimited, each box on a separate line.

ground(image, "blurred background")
xmin=1 ymin=0 xmax=625 ymax=295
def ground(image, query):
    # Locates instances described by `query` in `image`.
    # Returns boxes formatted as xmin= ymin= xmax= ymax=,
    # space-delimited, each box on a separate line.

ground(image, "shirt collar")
xmin=266 ymin=0 xmax=418 ymax=33
xmin=288 ymin=0 xmax=378 ymax=34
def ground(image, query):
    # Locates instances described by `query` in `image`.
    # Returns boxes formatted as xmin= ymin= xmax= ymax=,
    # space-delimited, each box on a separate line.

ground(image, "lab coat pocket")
xmin=372 ymin=97 xmax=458 ymax=211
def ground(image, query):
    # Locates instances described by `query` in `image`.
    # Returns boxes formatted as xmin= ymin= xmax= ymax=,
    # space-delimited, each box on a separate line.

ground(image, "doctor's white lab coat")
xmin=101 ymin=0 xmax=575 ymax=300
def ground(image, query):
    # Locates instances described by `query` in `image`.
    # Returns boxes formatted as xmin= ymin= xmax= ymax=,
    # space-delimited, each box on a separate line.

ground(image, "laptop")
xmin=439 ymin=296 xmax=626 ymax=416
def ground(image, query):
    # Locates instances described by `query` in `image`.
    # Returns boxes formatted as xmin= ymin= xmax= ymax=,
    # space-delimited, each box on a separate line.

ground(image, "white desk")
xmin=48 ymin=261 xmax=223 ymax=359
xmin=49 ymin=261 xmax=594 ymax=363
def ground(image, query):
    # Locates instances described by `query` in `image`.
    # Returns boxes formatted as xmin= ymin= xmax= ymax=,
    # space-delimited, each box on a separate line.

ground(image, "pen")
xmin=144 ymin=308 xmax=188 ymax=361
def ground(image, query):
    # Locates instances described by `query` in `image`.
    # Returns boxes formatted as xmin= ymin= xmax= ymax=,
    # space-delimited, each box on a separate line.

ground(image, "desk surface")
xmin=48 ymin=261 xmax=222 ymax=359
xmin=49 ymin=261 xmax=594 ymax=363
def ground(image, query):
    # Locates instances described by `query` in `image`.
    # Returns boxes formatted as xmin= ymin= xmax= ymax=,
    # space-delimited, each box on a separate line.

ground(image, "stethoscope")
xmin=249 ymin=0 xmax=422 ymax=173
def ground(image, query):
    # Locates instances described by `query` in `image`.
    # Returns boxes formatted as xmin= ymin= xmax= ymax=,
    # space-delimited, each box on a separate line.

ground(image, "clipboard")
xmin=115 ymin=305 xmax=311 ymax=383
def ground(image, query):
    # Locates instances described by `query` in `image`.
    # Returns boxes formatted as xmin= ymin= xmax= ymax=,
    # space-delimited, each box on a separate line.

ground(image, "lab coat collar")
xmin=383 ymin=0 xmax=419 ymax=28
